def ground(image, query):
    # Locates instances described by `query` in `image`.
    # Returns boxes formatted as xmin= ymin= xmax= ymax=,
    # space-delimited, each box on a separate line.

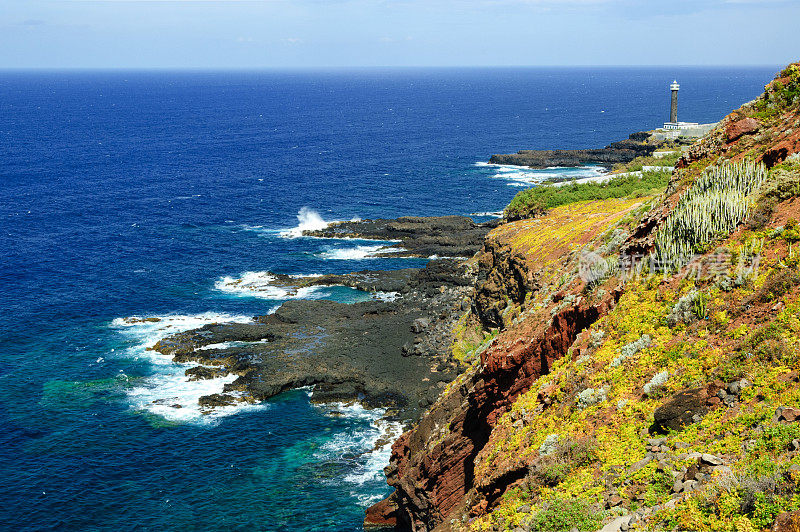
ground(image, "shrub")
xmin=528 ymin=497 xmax=603 ymax=532
xmin=611 ymin=334 xmax=651 ymax=367
xmin=527 ymin=437 xmax=598 ymax=488
xmin=756 ymin=268 xmax=800 ymax=302
xmin=576 ymin=387 xmax=607 ymax=409
xmin=667 ymin=289 xmax=706 ymax=327
xmin=644 ymin=370 xmax=669 ymax=395
xmin=784 ymin=218 xmax=800 ymax=243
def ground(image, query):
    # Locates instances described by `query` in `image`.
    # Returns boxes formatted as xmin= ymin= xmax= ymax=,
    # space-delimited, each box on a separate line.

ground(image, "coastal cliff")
xmin=367 ymin=62 xmax=800 ymax=531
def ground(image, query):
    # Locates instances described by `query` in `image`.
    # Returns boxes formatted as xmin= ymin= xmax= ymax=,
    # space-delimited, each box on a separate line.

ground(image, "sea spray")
xmin=474 ymin=161 xmax=608 ymax=187
xmin=280 ymin=206 xmax=331 ymax=238
xmin=312 ymin=400 xmax=404 ymax=505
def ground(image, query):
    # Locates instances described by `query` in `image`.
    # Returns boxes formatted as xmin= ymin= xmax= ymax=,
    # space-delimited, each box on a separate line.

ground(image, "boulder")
xmin=411 ymin=318 xmax=430 ymax=333
xmin=775 ymin=407 xmax=800 ymax=423
xmin=783 ymin=407 xmax=800 ymax=422
xmin=605 ymin=494 xmax=624 ymax=508
xmin=726 ymin=117 xmax=760 ymax=142
xmin=700 ymin=454 xmax=724 ymax=466
xmin=651 ymin=387 xmax=711 ymax=434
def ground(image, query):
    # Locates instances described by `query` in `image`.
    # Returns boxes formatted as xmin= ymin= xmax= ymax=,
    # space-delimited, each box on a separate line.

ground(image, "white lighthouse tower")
xmin=669 ymin=80 xmax=679 ymax=124
xmin=663 ymin=79 xmax=698 ymax=130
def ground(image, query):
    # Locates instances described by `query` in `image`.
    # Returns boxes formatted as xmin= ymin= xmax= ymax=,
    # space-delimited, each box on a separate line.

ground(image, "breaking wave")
xmin=312 ymin=401 xmax=404 ymax=505
xmin=214 ymin=271 xmax=331 ymax=300
xmin=279 ymin=207 xmax=331 ymax=238
xmin=475 ymin=161 xmax=608 ymax=187
xmin=110 ymin=313 xmax=267 ymax=424
xmin=316 ymin=244 xmax=401 ymax=260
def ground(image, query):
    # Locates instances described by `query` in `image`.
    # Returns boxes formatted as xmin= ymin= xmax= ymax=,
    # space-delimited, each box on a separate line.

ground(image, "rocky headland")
xmin=488 ymin=132 xmax=663 ymax=169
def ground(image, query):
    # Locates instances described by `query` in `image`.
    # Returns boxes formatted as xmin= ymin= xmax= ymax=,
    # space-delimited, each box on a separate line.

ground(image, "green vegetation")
xmin=772 ymin=65 xmax=800 ymax=109
xmin=612 ymin=152 xmax=681 ymax=173
xmin=525 ymin=437 xmax=598 ymax=488
xmin=467 ymin=63 xmax=800 ymax=532
xmin=504 ymin=170 xmax=670 ymax=220
xmin=527 ymin=497 xmax=603 ymax=532
xmin=753 ymin=64 xmax=800 ymax=120
xmin=653 ymin=159 xmax=767 ymax=270
xmin=784 ymin=218 xmax=800 ymax=243
xmin=747 ymin=162 xmax=800 ymax=229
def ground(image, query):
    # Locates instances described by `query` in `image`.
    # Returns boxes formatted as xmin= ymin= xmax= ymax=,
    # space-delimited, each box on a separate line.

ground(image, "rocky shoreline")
xmin=148 ymin=216 xmax=495 ymax=423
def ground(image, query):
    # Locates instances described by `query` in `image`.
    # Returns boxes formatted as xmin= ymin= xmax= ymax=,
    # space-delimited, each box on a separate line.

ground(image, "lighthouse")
xmin=662 ymin=80 xmax=698 ymax=131
xmin=656 ymin=80 xmax=713 ymax=138
xmin=669 ymin=80 xmax=679 ymax=124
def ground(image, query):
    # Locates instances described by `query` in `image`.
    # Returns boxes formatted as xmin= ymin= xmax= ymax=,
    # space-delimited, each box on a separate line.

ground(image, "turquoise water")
xmin=0 ymin=67 xmax=775 ymax=530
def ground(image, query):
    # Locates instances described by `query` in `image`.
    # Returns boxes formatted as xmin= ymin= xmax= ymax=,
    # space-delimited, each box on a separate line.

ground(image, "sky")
xmin=0 ymin=0 xmax=798 ymax=69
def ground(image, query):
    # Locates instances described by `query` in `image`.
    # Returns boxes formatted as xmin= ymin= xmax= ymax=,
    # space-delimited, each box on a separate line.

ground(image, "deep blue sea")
xmin=0 ymin=67 xmax=775 ymax=530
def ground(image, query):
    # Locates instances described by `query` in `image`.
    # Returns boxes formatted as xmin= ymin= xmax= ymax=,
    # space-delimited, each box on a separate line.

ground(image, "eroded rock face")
xmin=366 ymin=290 xmax=621 ymax=531
xmin=364 ymin=493 xmax=401 ymax=530
xmin=763 ymin=139 xmax=797 ymax=168
xmin=772 ymin=510 xmax=800 ymax=532
xmin=473 ymin=239 xmax=536 ymax=329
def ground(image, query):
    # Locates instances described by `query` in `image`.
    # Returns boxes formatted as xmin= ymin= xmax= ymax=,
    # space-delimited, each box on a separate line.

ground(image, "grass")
xmin=504 ymin=170 xmax=670 ymax=220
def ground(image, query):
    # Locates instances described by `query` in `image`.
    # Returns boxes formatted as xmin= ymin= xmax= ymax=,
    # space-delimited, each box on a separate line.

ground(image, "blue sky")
xmin=0 ymin=0 xmax=797 ymax=68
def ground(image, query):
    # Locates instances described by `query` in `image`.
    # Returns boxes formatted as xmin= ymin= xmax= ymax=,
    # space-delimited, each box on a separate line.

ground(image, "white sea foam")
xmin=316 ymin=244 xmax=401 ymax=260
xmin=214 ymin=271 xmax=331 ymax=300
xmin=279 ymin=207 xmax=331 ymax=238
xmin=313 ymin=401 xmax=404 ymax=502
xmin=475 ymin=161 xmax=608 ymax=187
xmin=197 ymin=340 xmax=269 ymax=351
xmin=470 ymin=211 xmax=504 ymax=218
xmin=110 ymin=313 xmax=266 ymax=423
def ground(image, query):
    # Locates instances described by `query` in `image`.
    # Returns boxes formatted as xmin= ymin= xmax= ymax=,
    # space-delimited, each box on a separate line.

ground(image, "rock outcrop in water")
xmin=305 ymin=215 xmax=500 ymax=258
xmin=149 ymin=215 xmax=501 ymax=421
xmin=488 ymin=132 xmax=661 ymax=169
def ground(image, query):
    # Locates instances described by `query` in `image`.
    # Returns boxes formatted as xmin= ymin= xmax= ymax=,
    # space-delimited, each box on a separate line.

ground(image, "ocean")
xmin=0 ymin=67 xmax=774 ymax=530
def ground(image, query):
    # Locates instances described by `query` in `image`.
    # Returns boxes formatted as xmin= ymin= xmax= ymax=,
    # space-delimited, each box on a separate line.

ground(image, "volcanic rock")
xmin=726 ymin=117 xmax=760 ymax=142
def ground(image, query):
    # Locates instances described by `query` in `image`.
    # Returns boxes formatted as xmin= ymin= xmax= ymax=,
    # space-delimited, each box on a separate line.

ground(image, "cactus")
xmin=653 ymin=160 xmax=767 ymax=271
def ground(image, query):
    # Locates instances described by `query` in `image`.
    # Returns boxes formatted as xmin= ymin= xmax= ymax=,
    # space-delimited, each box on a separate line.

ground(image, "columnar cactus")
xmin=653 ymin=160 xmax=767 ymax=271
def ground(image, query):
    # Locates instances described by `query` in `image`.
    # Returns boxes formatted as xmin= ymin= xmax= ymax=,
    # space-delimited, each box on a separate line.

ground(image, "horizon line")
xmin=0 ymin=64 xmax=782 ymax=72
